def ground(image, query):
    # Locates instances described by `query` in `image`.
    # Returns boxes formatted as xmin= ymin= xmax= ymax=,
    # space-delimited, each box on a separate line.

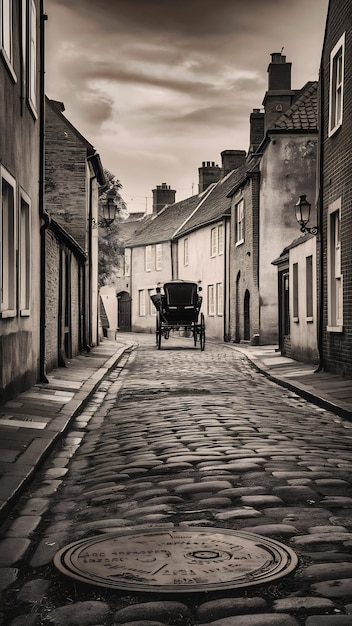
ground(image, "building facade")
xmin=0 ymin=0 xmax=43 ymax=401
xmin=44 ymin=98 xmax=105 ymax=368
xmin=319 ymin=0 xmax=352 ymax=377
xmin=228 ymin=54 xmax=318 ymax=346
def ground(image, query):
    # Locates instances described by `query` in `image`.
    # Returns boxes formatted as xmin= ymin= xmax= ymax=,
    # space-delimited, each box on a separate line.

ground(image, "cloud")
xmin=48 ymin=0 xmax=283 ymax=39
xmin=44 ymin=0 xmax=329 ymax=209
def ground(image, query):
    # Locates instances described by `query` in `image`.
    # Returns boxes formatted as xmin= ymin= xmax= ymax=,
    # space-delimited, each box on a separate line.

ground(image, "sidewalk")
xmin=0 ymin=337 xmax=134 ymax=524
xmin=229 ymin=343 xmax=352 ymax=421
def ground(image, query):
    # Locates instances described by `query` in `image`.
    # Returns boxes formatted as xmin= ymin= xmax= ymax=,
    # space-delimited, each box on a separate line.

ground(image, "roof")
xmin=46 ymin=97 xmax=106 ymax=186
xmin=271 ymin=233 xmax=315 ymax=265
xmin=126 ymin=194 xmax=200 ymax=247
xmin=226 ymin=157 xmax=261 ymax=198
xmin=174 ymin=166 xmax=249 ymax=237
xmin=273 ymin=81 xmax=318 ymax=130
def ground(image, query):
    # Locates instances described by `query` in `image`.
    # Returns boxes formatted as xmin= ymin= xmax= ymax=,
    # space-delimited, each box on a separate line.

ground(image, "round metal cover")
xmin=54 ymin=527 xmax=298 ymax=592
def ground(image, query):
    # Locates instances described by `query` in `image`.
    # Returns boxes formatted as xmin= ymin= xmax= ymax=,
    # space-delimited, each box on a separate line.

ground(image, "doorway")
xmin=118 ymin=291 xmax=132 ymax=331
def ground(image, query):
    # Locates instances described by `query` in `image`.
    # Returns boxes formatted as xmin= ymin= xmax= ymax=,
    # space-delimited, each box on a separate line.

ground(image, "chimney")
xmin=49 ymin=99 xmax=66 ymax=113
xmin=262 ymin=52 xmax=295 ymax=133
xmin=221 ymin=150 xmax=246 ymax=175
xmin=249 ymin=109 xmax=264 ymax=153
xmin=198 ymin=161 xmax=221 ymax=193
xmin=152 ymin=183 xmax=176 ymax=214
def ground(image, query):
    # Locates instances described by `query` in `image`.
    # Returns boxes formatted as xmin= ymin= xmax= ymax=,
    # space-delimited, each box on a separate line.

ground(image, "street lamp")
xmin=294 ymin=195 xmax=318 ymax=235
xmin=103 ymin=188 xmax=117 ymax=226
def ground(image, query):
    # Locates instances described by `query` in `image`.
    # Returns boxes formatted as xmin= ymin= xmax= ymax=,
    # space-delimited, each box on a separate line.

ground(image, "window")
xmin=329 ymin=33 xmax=345 ymax=136
xmin=183 ymin=237 xmax=188 ymax=266
xmin=208 ymin=284 xmax=215 ymax=316
xmin=306 ymin=255 xmax=313 ymax=320
xmin=156 ymin=243 xmax=162 ymax=271
xmin=210 ymin=224 xmax=223 ymax=257
xmin=28 ymin=0 xmax=37 ymax=114
xmin=218 ymin=224 xmax=223 ymax=254
xmin=235 ymin=199 xmax=244 ymax=245
xmin=19 ymin=191 xmax=31 ymax=315
xmin=292 ymin=262 xmax=298 ymax=321
xmin=216 ymin=282 xmax=223 ymax=316
xmin=327 ymin=201 xmax=343 ymax=330
xmin=1 ymin=166 xmax=17 ymax=316
xmin=124 ymin=248 xmax=131 ymax=277
xmin=210 ymin=228 xmax=217 ymax=257
xmin=1 ymin=0 xmax=14 ymax=72
xmin=145 ymin=245 xmax=152 ymax=272
xmin=138 ymin=289 xmax=145 ymax=316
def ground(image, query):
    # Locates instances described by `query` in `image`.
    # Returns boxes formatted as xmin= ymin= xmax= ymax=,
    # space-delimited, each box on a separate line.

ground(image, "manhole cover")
xmin=54 ymin=527 xmax=298 ymax=592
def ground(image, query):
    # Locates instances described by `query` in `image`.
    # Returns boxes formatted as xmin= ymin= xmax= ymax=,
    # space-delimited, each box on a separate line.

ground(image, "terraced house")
xmin=0 ymin=0 xmax=44 ymax=401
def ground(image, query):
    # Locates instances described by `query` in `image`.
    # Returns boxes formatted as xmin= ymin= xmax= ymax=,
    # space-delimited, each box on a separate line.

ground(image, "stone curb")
xmin=224 ymin=344 xmax=352 ymax=421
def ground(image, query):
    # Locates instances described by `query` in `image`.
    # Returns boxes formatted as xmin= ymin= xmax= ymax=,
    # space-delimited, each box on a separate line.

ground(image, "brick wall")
xmin=45 ymin=102 xmax=88 ymax=250
xmin=321 ymin=0 xmax=352 ymax=377
xmin=45 ymin=230 xmax=60 ymax=371
xmin=229 ymin=174 xmax=260 ymax=344
xmin=45 ymin=228 xmax=84 ymax=372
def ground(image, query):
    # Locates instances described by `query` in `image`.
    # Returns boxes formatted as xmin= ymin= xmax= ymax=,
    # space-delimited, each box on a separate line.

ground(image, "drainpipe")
xmin=315 ymin=61 xmax=325 ymax=373
xmin=39 ymin=3 xmax=49 ymax=383
xmin=170 ymin=240 xmax=175 ymax=280
xmin=223 ymin=218 xmax=228 ymax=341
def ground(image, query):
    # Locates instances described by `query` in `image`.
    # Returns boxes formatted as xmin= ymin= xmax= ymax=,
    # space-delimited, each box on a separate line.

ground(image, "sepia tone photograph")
xmin=1 ymin=1 xmax=352 ymax=625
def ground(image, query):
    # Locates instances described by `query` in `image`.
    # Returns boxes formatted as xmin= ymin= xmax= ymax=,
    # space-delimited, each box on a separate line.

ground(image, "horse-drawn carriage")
xmin=150 ymin=280 xmax=205 ymax=350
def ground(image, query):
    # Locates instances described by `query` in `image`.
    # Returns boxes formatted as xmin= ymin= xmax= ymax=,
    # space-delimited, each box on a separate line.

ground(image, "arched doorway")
xmin=117 ymin=291 xmax=131 ymax=332
xmin=244 ymin=290 xmax=250 ymax=341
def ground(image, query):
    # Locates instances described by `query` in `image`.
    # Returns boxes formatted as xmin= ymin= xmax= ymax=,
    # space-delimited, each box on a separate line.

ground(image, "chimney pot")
xmin=198 ymin=160 xmax=221 ymax=193
xmin=249 ymin=110 xmax=264 ymax=153
xmin=221 ymin=150 xmax=246 ymax=175
xmin=152 ymin=183 xmax=176 ymax=214
xmin=263 ymin=52 xmax=293 ymax=132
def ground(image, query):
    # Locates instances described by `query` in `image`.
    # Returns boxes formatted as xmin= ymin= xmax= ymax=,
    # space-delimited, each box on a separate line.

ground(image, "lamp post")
xmin=294 ymin=195 xmax=318 ymax=235
xmin=103 ymin=188 xmax=117 ymax=226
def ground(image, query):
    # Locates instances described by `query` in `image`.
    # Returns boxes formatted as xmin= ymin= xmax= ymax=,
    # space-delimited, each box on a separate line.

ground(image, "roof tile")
xmin=274 ymin=81 xmax=318 ymax=130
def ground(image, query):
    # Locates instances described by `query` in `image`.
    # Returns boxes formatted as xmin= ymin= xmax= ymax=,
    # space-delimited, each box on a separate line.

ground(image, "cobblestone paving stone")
xmin=0 ymin=334 xmax=352 ymax=625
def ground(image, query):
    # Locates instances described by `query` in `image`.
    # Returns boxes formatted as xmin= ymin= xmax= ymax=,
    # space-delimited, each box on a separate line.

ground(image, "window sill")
xmin=293 ymin=316 xmax=299 ymax=323
xmin=328 ymin=121 xmax=342 ymax=138
xmin=27 ymin=97 xmax=38 ymax=121
xmin=1 ymin=309 xmax=17 ymax=319
xmin=235 ymin=239 xmax=244 ymax=247
xmin=20 ymin=309 xmax=31 ymax=317
xmin=327 ymin=325 xmax=343 ymax=333
xmin=306 ymin=316 xmax=314 ymax=323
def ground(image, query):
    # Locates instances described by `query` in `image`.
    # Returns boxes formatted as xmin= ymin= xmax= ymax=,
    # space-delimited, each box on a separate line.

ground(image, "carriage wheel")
xmin=200 ymin=313 xmax=205 ymax=351
xmin=193 ymin=322 xmax=197 ymax=346
xmin=156 ymin=312 xmax=162 ymax=349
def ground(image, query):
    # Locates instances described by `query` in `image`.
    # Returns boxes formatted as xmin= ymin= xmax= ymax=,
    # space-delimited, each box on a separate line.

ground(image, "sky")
xmin=44 ymin=0 xmax=329 ymax=214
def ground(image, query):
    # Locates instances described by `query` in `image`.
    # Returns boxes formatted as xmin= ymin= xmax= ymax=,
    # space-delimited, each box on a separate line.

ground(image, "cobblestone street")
xmin=1 ymin=334 xmax=352 ymax=625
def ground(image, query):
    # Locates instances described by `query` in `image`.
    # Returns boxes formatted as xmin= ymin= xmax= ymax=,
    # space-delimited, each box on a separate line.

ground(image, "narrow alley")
xmin=0 ymin=334 xmax=352 ymax=626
